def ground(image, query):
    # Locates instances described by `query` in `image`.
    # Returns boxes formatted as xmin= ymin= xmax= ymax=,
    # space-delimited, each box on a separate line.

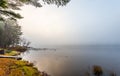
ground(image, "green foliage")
xmin=15 ymin=60 xmax=29 ymax=66
xmin=9 ymin=45 xmax=28 ymax=52
xmin=5 ymin=51 xmax=20 ymax=56
xmin=0 ymin=19 xmax=22 ymax=48
xmin=0 ymin=0 xmax=70 ymax=21
xmin=15 ymin=60 xmax=41 ymax=76
xmin=42 ymin=0 xmax=70 ymax=6
xmin=22 ymin=66 xmax=39 ymax=76
xmin=0 ymin=10 xmax=23 ymax=19
xmin=0 ymin=0 xmax=7 ymax=8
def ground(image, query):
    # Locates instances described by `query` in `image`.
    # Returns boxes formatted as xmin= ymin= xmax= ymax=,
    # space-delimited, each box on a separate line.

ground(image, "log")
xmin=0 ymin=55 xmax=22 ymax=60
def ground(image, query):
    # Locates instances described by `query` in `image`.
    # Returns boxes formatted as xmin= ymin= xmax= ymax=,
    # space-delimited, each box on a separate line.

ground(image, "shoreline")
xmin=0 ymin=48 xmax=50 ymax=76
xmin=0 ymin=47 xmax=117 ymax=76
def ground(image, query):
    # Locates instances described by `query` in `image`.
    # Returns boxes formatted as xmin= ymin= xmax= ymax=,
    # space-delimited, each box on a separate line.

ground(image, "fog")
xmin=18 ymin=0 xmax=120 ymax=47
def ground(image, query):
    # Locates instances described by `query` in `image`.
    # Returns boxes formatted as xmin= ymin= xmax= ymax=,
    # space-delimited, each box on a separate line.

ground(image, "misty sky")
xmin=18 ymin=0 xmax=120 ymax=47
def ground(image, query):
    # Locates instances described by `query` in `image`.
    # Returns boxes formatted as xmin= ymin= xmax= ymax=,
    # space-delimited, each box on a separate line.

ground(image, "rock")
xmin=93 ymin=65 xmax=103 ymax=76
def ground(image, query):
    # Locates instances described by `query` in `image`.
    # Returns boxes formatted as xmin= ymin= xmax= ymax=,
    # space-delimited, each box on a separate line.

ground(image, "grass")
xmin=0 ymin=48 xmax=50 ymax=76
xmin=22 ymin=66 xmax=39 ymax=76
xmin=5 ymin=50 xmax=20 ymax=56
xmin=0 ymin=58 xmax=42 ymax=76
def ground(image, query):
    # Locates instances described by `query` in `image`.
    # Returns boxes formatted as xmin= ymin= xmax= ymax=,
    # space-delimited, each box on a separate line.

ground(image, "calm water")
xmin=21 ymin=45 xmax=120 ymax=76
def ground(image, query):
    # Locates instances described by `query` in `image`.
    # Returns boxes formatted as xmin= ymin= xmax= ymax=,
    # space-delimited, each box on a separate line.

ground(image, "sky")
xmin=18 ymin=0 xmax=120 ymax=47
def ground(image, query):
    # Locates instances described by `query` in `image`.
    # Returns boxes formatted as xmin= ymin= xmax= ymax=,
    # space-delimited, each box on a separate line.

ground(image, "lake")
xmin=21 ymin=45 xmax=120 ymax=76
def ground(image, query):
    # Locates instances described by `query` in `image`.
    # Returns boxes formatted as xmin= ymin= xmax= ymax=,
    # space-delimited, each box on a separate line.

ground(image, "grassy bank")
xmin=0 ymin=58 xmax=42 ymax=76
xmin=0 ymin=47 xmax=50 ymax=76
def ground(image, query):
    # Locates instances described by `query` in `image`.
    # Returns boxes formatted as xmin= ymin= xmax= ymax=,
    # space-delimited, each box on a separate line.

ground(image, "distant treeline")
xmin=30 ymin=47 xmax=56 ymax=51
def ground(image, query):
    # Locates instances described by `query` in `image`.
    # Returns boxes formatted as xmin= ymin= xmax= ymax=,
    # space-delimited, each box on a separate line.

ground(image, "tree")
xmin=0 ymin=0 xmax=70 ymax=21
xmin=0 ymin=19 xmax=22 ymax=48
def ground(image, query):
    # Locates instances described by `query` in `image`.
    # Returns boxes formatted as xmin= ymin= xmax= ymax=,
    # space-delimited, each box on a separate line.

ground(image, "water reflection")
xmin=21 ymin=46 xmax=120 ymax=76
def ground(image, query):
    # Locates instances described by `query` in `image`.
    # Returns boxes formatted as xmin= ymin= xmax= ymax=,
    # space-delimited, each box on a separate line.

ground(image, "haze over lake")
xmin=19 ymin=0 xmax=120 ymax=47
